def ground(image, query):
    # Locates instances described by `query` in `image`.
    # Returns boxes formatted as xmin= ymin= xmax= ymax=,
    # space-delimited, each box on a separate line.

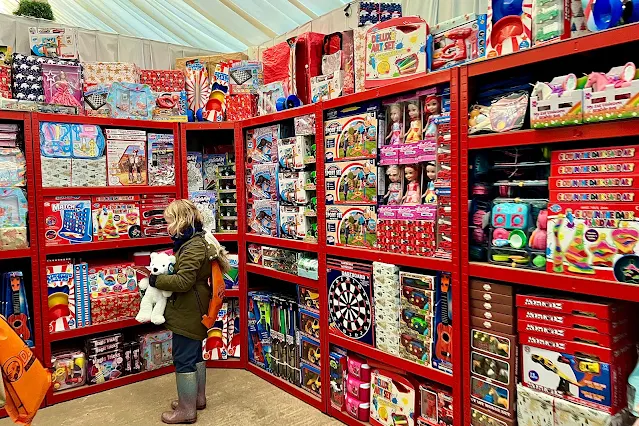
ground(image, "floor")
xmin=3 ymin=369 xmax=341 ymax=426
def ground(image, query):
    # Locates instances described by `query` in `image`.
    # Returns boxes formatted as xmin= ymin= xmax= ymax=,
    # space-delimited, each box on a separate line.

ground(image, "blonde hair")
xmin=164 ymin=199 xmax=204 ymax=237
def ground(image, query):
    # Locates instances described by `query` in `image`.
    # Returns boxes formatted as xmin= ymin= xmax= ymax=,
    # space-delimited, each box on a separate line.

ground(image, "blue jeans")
xmin=172 ymin=333 xmax=203 ymax=373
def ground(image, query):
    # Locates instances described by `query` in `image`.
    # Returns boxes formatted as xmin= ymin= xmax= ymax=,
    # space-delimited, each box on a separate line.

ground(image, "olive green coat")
xmin=155 ymin=231 xmax=212 ymax=341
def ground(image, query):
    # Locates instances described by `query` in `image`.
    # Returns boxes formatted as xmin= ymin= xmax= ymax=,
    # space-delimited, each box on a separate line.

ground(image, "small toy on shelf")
xmin=428 ymin=14 xmax=487 ymax=71
xmin=139 ymin=330 xmax=173 ymax=371
xmin=0 ymin=188 xmax=28 ymax=250
xmin=147 ymin=133 xmax=175 ymax=186
xmin=301 ymin=362 xmax=322 ymax=397
xmin=468 ymin=92 xmax=529 ymax=134
xmin=2 ymin=271 xmax=34 ymax=346
xmin=51 ymin=350 xmax=86 ymax=391
xmin=486 ymin=0 xmax=533 ymax=58
xmin=329 ymin=349 xmax=347 ymax=410
xmin=135 ymin=252 xmax=175 ymax=325
xmin=583 ymin=62 xmax=639 ymax=123
xmin=365 ymin=17 xmax=429 ymax=89
xmin=370 ymin=368 xmax=420 ymax=426
xmin=532 ymin=0 xmax=570 ymax=44
xmin=184 ymin=60 xmax=211 ymax=122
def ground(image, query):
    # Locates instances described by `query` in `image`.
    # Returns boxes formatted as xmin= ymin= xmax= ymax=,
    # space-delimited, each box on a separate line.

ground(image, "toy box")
xmin=324 ymin=102 xmax=380 ymax=162
xmin=249 ymin=163 xmax=278 ymax=201
xmin=87 ymin=349 xmax=124 ymax=384
xmin=189 ymin=191 xmax=217 ymax=232
xmin=365 ymin=17 xmax=429 ymax=89
xmin=227 ymin=299 xmax=241 ymax=358
xmin=203 ymin=302 xmax=229 ymax=361
xmin=428 ymin=14 xmax=487 ymax=71
xmin=472 ymin=406 xmax=515 ymax=426
xmin=150 ymin=91 xmax=187 ymax=121
xmin=147 ymin=133 xmax=175 ymax=186
xmin=0 ymin=148 xmax=26 ymax=187
xmin=107 ymin=140 xmax=147 ymax=186
xmin=532 ymin=0 xmax=571 ymax=45
xmin=140 ymin=195 xmax=173 ymax=237
xmin=187 ymin=151 xmax=203 ymax=192
xmin=486 ymin=0 xmax=532 ymax=58
xmin=301 ymin=362 xmax=321 ymax=397
xmin=92 ymin=195 xmax=141 ymax=240
xmin=326 ymin=205 xmax=377 ymax=248
xmin=330 ymin=350 xmax=347 ymax=410
xmin=518 ymin=319 xmax=627 ymax=348
xmin=87 ymin=262 xmax=137 ymax=297
xmin=229 ymin=60 xmax=263 ymax=94
xmin=46 ymin=262 xmax=76 ymax=332
xmin=74 ymin=262 xmax=91 ymax=327
xmin=517 ymin=308 xmax=627 ymax=336
xmin=432 ymin=272 xmax=453 ymax=374
xmin=298 ymin=287 xmax=320 ymax=312
xmin=370 ymin=368 xmax=420 ymax=426
xmin=106 ymin=82 xmax=154 ymax=120
xmin=346 ymin=394 xmax=370 ymax=421
xmin=520 ymin=334 xmax=634 ymax=413
xmin=51 ymin=350 xmax=86 ymax=391
xmin=0 ymin=188 xmax=28 ymax=249
xmin=327 ymin=258 xmax=374 ymax=345
xmin=400 ymin=271 xmax=436 ymax=312
xmin=246 ymin=125 xmax=288 ymax=165
xmin=400 ymin=331 xmax=431 ymax=365
xmin=248 ymin=292 xmax=273 ymax=371
xmin=546 ymin=203 xmax=639 ymax=283
xmin=348 ymin=354 xmax=371 ymax=381
xmin=279 ymin=205 xmax=307 ymax=240
xmin=310 ymin=71 xmax=344 ymax=103
xmin=325 ymin=160 xmax=378 ymax=205
xmin=300 ymin=335 xmax=320 ymax=368
xmin=247 ymin=200 xmax=278 ymax=236
xmin=202 ymin=153 xmax=227 ymax=189
xmin=70 ymin=158 xmax=106 ymax=187
xmin=373 ymin=261 xmax=401 ymax=355
xmin=139 ymin=330 xmax=173 ymax=371
xmin=347 ymin=373 xmax=370 ymax=401
xmin=530 ymin=88 xmax=583 ymax=128
xmin=43 ymin=196 xmax=92 ymax=246
xmin=278 ymin=136 xmax=313 ymax=170
xmin=418 ymin=383 xmax=454 ymax=426
xmin=278 ymin=171 xmax=299 ymax=205
xmin=583 ymin=79 xmax=639 ymax=123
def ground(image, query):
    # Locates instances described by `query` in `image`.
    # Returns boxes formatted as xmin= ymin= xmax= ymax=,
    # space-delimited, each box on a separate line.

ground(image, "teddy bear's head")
xmin=149 ymin=252 xmax=176 ymax=275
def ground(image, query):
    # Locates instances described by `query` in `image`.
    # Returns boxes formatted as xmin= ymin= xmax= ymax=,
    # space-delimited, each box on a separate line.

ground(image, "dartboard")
xmin=328 ymin=275 xmax=372 ymax=340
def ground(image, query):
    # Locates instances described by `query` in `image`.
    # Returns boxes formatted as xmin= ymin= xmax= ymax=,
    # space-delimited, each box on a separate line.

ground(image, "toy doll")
xmin=402 ymin=164 xmax=421 ymax=205
xmin=385 ymin=103 xmax=403 ymax=145
xmin=423 ymin=95 xmax=441 ymax=138
xmin=404 ymin=101 xmax=422 ymax=143
xmin=49 ymin=71 xmax=82 ymax=107
xmin=422 ymin=161 xmax=438 ymax=204
xmin=383 ymin=165 xmax=402 ymax=205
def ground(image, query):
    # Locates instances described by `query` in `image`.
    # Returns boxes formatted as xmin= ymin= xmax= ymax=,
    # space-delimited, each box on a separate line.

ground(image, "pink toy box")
xmin=583 ymin=78 xmax=639 ymax=123
xmin=370 ymin=368 xmax=420 ymax=426
xmin=347 ymin=374 xmax=371 ymax=401
xmin=46 ymin=261 xmax=76 ymax=332
xmin=347 ymin=355 xmax=371 ymax=381
xmin=486 ymin=0 xmax=532 ymax=58
xmin=365 ymin=17 xmax=429 ymax=89
xmin=92 ymin=195 xmax=141 ymax=240
xmin=346 ymin=394 xmax=370 ymax=421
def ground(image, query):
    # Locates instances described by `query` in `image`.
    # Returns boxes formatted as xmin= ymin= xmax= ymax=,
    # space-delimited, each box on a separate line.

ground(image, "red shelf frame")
xmin=245 ymin=234 xmax=319 ymax=251
xmin=0 ymin=111 xmax=43 ymax=372
xmin=325 ymin=246 xmax=453 ymax=272
xmin=206 ymin=359 xmax=242 ymax=368
xmin=247 ymin=363 xmax=323 ymax=411
xmin=246 ymin=264 xmax=320 ymax=289
xmin=328 ymin=406 xmax=369 ymax=426
xmin=48 ymin=365 xmax=175 ymax=405
xmin=329 ymin=332 xmax=453 ymax=387
xmin=41 ymin=185 xmax=178 ymax=197
xmin=43 ymin=236 xmax=173 ymax=255
xmin=49 ymin=318 xmax=142 ymax=342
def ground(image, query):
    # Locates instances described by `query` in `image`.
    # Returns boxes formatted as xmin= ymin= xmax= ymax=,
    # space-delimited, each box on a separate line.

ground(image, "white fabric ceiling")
xmin=0 ymin=0 xmax=351 ymax=52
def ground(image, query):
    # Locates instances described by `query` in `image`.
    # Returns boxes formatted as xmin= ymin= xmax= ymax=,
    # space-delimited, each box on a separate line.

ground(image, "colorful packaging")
xmin=369 ymin=368 xmax=420 ymax=426
xmin=43 ymin=196 xmax=92 ymax=246
xmin=325 ymin=160 xmax=378 ymax=205
xmin=46 ymin=262 xmax=76 ymax=332
xmin=92 ymin=195 xmax=141 ymax=240
xmin=326 ymin=205 xmax=377 ymax=248
xmin=324 ymin=102 xmax=380 ymax=162
xmin=147 ymin=133 xmax=175 ymax=186
xmin=107 ymin=140 xmax=147 ymax=186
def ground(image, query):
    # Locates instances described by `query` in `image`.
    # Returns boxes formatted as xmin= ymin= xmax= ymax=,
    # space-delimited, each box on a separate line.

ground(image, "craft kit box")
xmin=324 ymin=102 xmax=381 ymax=162
xmin=326 ymin=204 xmax=377 ymax=248
xmin=369 ymin=368 xmax=420 ymax=426
xmin=106 ymin=140 xmax=147 ymax=186
xmin=46 ymin=262 xmax=76 ymax=332
xmin=325 ymin=160 xmax=378 ymax=205
xmin=92 ymin=195 xmax=141 ymax=240
xmin=43 ymin=196 xmax=93 ymax=246
xmin=147 ymin=133 xmax=175 ymax=186
xmin=365 ymin=17 xmax=429 ymax=89
xmin=139 ymin=330 xmax=173 ymax=371
xmin=546 ymin=202 xmax=639 ymax=283
xmin=520 ymin=333 xmax=634 ymax=413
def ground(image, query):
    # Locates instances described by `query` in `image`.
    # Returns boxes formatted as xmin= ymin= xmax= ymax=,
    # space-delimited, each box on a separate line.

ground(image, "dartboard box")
xmin=327 ymin=258 xmax=374 ymax=345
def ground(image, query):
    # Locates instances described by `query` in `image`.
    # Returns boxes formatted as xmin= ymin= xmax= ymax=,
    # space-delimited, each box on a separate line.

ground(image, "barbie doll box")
xmin=546 ymin=202 xmax=639 ymax=283
xmin=106 ymin=140 xmax=147 ymax=186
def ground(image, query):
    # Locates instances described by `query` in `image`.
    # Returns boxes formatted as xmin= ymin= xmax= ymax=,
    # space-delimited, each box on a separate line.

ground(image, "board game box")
xmin=43 ymin=196 xmax=92 ymax=246
xmin=92 ymin=195 xmax=141 ymax=240
xmin=107 ymin=140 xmax=147 ymax=186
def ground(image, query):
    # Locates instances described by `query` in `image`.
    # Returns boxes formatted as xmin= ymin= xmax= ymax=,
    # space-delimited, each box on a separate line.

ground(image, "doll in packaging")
xmin=423 ymin=95 xmax=441 ymax=138
xmin=404 ymin=100 xmax=422 ymax=143
xmin=422 ymin=161 xmax=438 ymax=204
xmin=385 ymin=103 xmax=403 ymax=146
xmin=382 ymin=165 xmax=402 ymax=205
xmin=402 ymin=164 xmax=421 ymax=205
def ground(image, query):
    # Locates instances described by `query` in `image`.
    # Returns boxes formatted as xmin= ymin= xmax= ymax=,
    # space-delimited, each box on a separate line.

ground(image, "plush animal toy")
xmin=135 ymin=252 xmax=175 ymax=325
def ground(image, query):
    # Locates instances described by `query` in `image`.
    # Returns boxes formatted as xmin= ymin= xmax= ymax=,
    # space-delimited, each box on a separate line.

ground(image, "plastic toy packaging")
xmin=0 ymin=148 xmax=26 ymax=186
xmin=429 ymin=14 xmax=487 ymax=71
xmin=257 ymin=81 xmax=287 ymax=116
xmin=51 ymin=350 xmax=86 ymax=391
xmin=39 ymin=122 xmax=106 ymax=159
xmin=106 ymin=82 xmax=154 ymax=120
xmin=532 ymin=0 xmax=569 ymax=45
xmin=468 ymin=92 xmax=528 ymax=134
xmin=41 ymin=63 xmax=83 ymax=108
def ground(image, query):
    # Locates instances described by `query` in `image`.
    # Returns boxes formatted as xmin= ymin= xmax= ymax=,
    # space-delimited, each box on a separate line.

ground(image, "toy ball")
xmin=48 ymin=292 xmax=69 ymax=311
xmin=582 ymin=0 xmax=623 ymax=31
xmin=275 ymin=97 xmax=287 ymax=111
xmin=210 ymin=91 xmax=225 ymax=103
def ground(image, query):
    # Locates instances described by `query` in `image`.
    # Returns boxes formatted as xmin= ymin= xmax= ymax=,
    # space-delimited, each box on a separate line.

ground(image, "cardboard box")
xmin=470 ymin=289 xmax=514 ymax=306
xmin=530 ymin=89 xmax=583 ymax=128
xmin=43 ymin=196 xmax=92 ymax=246
xmin=92 ymin=195 xmax=141 ymax=240
xmin=471 ymin=299 xmax=516 ymax=316
xmin=516 ymin=308 xmax=628 ymax=335
xmin=471 ymin=406 xmax=515 ymax=426
xmin=106 ymin=140 xmax=147 ymax=186
xmin=324 ymin=102 xmax=380 ymax=162
xmin=325 ymin=159 xmax=378 ymax=205
xmin=471 ymin=315 xmax=515 ymax=335
xmin=517 ymin=320 xmax=629 ymax=348
xmin=584 ymin=79 xmax=639 ymax=123
xmin=515 ymin=294 xmax=628 ymax=321
xmin=470 ymin=280 xmax=513 ymax=295
xmin=326 ymin=204 xmax=377 ymax=248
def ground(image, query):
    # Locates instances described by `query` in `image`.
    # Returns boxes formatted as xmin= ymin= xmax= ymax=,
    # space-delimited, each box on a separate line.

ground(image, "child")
xmin=149 ymin=199 xmax=230 ymax=424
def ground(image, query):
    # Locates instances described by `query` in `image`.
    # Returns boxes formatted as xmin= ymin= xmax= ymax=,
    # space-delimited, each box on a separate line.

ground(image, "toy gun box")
xmin=520 ymin=332 xmax=635 ymax=414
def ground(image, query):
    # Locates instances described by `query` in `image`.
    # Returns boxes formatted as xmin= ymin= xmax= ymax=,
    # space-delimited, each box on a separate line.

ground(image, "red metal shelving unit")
xmin=178 ymin=121 xmax=246 ymax=370
xmin=246 ymin=264 xmax=320 ymax=289
xmin=245 ymin=234 xmax=319 ymax=251
xmin=247 ymin=363 xmax=323 ymax=411
xmin=32 ymin=113 xmax=180 ymax=406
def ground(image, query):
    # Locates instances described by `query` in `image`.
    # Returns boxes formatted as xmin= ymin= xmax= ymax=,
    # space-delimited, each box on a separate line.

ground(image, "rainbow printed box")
xmin=546 ymin=202 xmax=639 ymax=283
xmin=583 ymin=79 xmax=639 ymax=123
xmin=530 ymin=89 xmax=583 ymax=128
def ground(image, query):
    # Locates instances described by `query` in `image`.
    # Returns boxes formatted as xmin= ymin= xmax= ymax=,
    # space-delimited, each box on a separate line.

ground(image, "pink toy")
xmin=346 ymin=394 xmax=370 ymax=421
xmin=529 ymin=209 xmax=547 ymax=250
xmin=347 ymin=355 xmax=371 ymax=381
xmin=386 ymin=103 xmax=403 ymax=145
xmin=42 ymin=64 xmax=82 ymax=108
xmin=346 ymin=374 xmax=371 ymax=401
xmin=402 ymin=164 xmax=421 ymax=205
xmin=585 ymin=72 xmax=612 ymax=92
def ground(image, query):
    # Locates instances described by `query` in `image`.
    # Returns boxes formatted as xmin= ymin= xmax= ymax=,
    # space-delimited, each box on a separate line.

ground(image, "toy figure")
xmin=402 ymin=164 xmax=421 ymax=205
xmin=404 ymin=101 xmax=422 ymax=143
xmin=422 ymin=162 xmax=437 ymax=203
xmin=423 ymin=95 xmax=441 ymax=138
xmin=383 ymin=165 xmax=402 ymax=205
xmin=49 ymin=71 xmax=82 ymax=107
xmin=386 ymin=103 xmax=403 ymax=145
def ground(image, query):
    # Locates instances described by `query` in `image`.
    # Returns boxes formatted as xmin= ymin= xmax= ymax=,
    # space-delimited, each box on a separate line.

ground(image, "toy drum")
xmin=346 ymin=394 xmax=370 ymax=421
xmin=346 ymin=374 xmax=371 ymax=401
xmin=347 ymin=355 xmax=371 ymax=381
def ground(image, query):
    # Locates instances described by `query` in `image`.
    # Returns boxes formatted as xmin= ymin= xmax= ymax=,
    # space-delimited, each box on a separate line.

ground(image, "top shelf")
xmin=0 ymin=110 xmax=30 ymax=121
xmin=467 ymin=24 xmax=639 ymax=76
xmin=41 ymin=186 xmax=178 ymax=197
xmin=182 ymin=122 xmax=236 ymax=130
xmin=33 ymin=113 xmax=177 ymax=129
xmin=467 ymin=120 xmax=639 ymax=149
xmin=242 ymin=104 xmax=317 ymax=128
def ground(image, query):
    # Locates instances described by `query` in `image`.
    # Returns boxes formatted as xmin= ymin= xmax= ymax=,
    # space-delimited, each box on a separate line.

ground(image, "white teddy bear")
xmin=135 ymin=252 xmax=175 ymax=325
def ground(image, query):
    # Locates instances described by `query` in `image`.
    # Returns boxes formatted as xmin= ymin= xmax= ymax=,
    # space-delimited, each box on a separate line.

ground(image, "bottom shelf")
xmin=329 ymin=406 xmax=369 ymax=426
xmin=48 ymin=365 xmax=175 ymax=405
xmin=206 ymin=358 xmax=242 ymax=369
xmin=246 ymin=362 xmax=323 ymax=411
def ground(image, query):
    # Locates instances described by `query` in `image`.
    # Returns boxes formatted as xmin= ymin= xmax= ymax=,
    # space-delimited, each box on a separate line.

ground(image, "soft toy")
xmin=135 ymin=252 xmax=175 ymax=325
